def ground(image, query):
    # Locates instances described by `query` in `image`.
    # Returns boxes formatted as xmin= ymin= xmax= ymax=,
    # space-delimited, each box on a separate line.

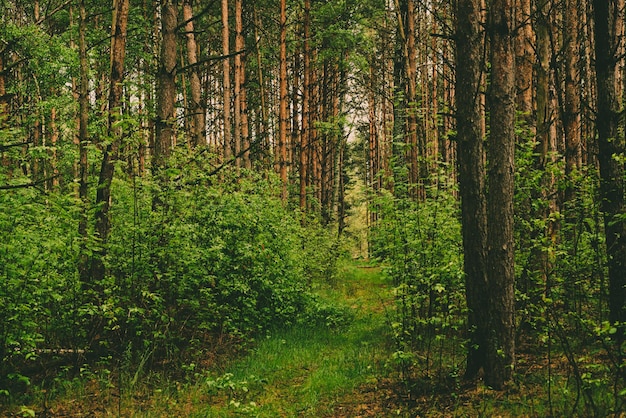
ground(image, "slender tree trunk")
xmin=253 ymin=4 xmax=269 ymax=166
xmin=233 ymin=0 xmax=242 ymax=168
xmin=515 ymin=0 xmax=533 ymax=120
xmin=93 ymin=0 xmax=130 ymax=284
xmin=183 ymin=0 xmax=205 ymax=148
xmin=235 ymin=0 xmax=251 ymax=169
xmin=278 ymin=0 xmax=288 ymax=201
xmin=49 ymin=106 xmax=59 ymax=190
xmin=368 ymin=58 xmax=380 ymax=204
xmin=300 ymin=0 xmax=311 ymax=213
xmin=593 ymin=0 xmax=626 ymax=335
xmin=395 ymin=0 xmax=420 ymax=198
xmin=311 ymin=50 xmax=322 ymax=206
xmin=485 ymin=0 xmax=516 ymax=388
xmin=455 ymin=0 xmax=489 ymax=381
xmin=222 ymin=0 xmax=232 ymax=161
xmin=155 ymin=0 xmax=177 ymax=169
xmin=0 ymin=54 xmax=6 ymax=127
xmin=534 ymin=0 xmax=554 ymax=289
xmin=292 ymin=50 xmax=300 ymax=188
xmin=77 ymin=0 xmax=90 ymax=285
xmin=563 ymin=0 xmax=581 ymax=200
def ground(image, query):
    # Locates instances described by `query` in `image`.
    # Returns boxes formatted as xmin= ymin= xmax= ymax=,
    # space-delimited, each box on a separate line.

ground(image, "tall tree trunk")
xmin=455 ymin=0 xmax=489 ymax=381
xmin=155 ymin=0 xmax=177 ymax=169
xmin=292 ymin=50 xmax=300 ymax=189
xmin=183 ymin=0 xmax=205 ymax=148
xmin=253 ymin=4 xmax=269 ymax=166
xmin=278 ymin=0 xmax=288 ymax=201
xmin=233 ymin=0 xmax=242 ymax=168
xmin=93 ymin=0 xmax=130 ymax=284
xmin=395 ymin=0 xmax=420 ymax=198
xmin=368 ymin=58 xmax=380 ymax=201
xmin=485 ymin=0 xmax=516 ymax=389
xmin=77 ymin=0 xmax=90 ymax=285
xmin=222 ymin=0 xmax=232 ymax=161
xmin=593 ymin=0 xmax=626 ymax=335
xmin=49 ymin=106 xmax=60 ymax=190
xmin=311 ymin=50 xmax=322 ymax=206
xmin=563 ymin=0 xmax=581 ymax=200
xmin=235 ymin=0 xmax=251 ymax=169
xmin=515 ymin=0 xmax=533 ymax=120
xmin=300 ymin=0 xmax=311 ymax=213
xmin=527 ymin=0 xmax=551 ymax=298
xmin=0 ymin=54 xmax=6 ymax=127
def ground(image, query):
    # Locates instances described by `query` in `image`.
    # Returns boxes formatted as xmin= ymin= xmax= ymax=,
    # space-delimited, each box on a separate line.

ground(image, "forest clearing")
xmin=2 ymin=0 xmax=626 ymax=416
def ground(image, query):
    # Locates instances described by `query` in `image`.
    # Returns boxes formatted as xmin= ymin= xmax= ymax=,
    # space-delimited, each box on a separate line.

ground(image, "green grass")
xmin=9 ymin=259 xmax=623 ymax=417
xmin=1 ymin=259 xmax=393 ymax=418
xmin=189 ymin=260 xmax=393 ymax=417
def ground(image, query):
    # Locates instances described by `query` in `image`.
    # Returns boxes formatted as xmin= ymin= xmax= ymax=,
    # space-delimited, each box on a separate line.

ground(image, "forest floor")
xmin=4 ymin=260 xmax=605 ymax=417
xmin=2 ymin=261 xmax=409 ymax=417
xmin=192 ymin=261 xmax=402 ymax=417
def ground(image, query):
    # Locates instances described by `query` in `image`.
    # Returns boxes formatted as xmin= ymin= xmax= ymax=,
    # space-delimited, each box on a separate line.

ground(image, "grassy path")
xmin=190 ymin=261 xmax=396 ymax=417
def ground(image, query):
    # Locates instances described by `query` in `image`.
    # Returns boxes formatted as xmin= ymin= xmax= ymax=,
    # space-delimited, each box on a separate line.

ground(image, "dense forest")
xmin=1 ymin=0 xmax=626 ymax=416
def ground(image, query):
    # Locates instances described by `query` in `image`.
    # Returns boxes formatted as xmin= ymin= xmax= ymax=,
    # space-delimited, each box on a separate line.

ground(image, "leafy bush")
xmin=0 ymin=160 xmax=342 ymax=398
xmin=102 ymin=168 xmax=336 ymax=357
xmin=369 ymin=185 xmax=465 ymax=378
xmin=0 ymin=188 xmax=80 ymax=364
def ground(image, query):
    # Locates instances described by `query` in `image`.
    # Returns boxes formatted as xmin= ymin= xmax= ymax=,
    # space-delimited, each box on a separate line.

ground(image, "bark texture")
xmin=455 ymin=0 xmax=489 ymax=381
xmin=593 ymin=0 xmax=626 ymax=333
xmin=485 ymin=0 xmax=516 ymax=389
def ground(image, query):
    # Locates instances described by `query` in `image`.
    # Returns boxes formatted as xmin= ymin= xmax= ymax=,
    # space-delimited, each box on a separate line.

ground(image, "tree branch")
xmin=0 ymin=175 xmax=59 ymax=190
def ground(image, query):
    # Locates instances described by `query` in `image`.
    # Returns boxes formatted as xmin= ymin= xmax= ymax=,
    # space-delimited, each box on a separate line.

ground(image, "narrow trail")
xmin=198 ymin=262 xmax=398 ymax=417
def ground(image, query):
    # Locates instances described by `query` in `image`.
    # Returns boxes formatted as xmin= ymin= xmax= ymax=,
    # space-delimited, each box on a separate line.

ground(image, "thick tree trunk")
xmin=455 ymin=0 xmax=489 ymax=381
xmin=485 ymin=0 xmax=516 ymax=389
xmin=593 ymin=0 xmax=626 ymax=334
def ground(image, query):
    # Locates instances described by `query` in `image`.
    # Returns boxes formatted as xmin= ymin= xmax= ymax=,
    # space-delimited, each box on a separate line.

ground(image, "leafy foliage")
xmin=369 ymin=183 xmax=465 ymax=382
xmin=0 ymin=157 xmax=343 ymax=402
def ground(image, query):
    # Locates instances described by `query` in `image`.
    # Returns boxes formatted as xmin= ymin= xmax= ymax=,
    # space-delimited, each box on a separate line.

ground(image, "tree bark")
xmin=235 ymin=0 xmax=251 ymax=169
xmin=0 ymin=54 xmax=6 ymax=127
xmin=183 ymin=0 xmax=205 ymax=148
xmin=563 ymin=0 xmax=581 ymax=200
xmin=485 ymin=0 xmax=516 ymax=388
xmin=593 ymin=0 xmax=626 ymax=334
xmin=77 ymin=0 xmax=90 ymax=285
xmin=253 ymin=4 xmax=269 ymax=167
xmin=455 ymin=0 xmax=489 ymax=381
xmin=155 ymin=0 xmax=177 ymax=169
xmin=515 ymin=0 xmax=533 ymax=120
xmin=222 ymin=0 xmax=232 ymax=161
xmin=233 ymin=0 xmax=242 ymax=168
xmin=300 ymin=0 xmax=311 ymax=213
xmin=93 ymin=0 xmax=129 ymax=283
xmin=278 ymin=0 xmax=288 ymax=201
